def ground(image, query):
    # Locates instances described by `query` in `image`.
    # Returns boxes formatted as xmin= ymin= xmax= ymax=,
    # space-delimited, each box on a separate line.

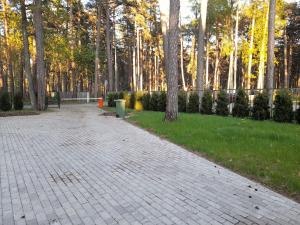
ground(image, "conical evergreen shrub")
xmin=232 ymin=89 xmax=249 ymax=117
xmin=200 ymin=90 xmax=212 ymax=114
xmin=216 ymin=90 xmax=229 ymax=116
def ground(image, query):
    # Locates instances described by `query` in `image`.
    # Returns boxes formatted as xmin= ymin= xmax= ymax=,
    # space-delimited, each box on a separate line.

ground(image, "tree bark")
xmin=159 ymin=0 xmax=169 ymax=86
xmin=68 ymin=0 xmax=76 ymax=97
xmin=2 ymin=0 xmax=14 ymax=96
xmin=21 ymin=0 xmax=37 ymax=109
xmin=266 ymin=0 xmax=276 ymax=108
xmin=196 ymin=0 xmax=208 ymax=106
xmin=247 ymin=16 xmax=255 ymax=89
xmin=165 ymin=0 xmax=180 ymax=121
xmin=104 ymin=4 xmax=113 ymax=92
xmin=214 ymin=39 xmax=220 ymax=90
xmin=180 ymin=34 xmax=187 ymax=91
xmin=233 ymin=5 xmax=240 ymax=90
xmin=257 ymin=5 xmax=268 ymax=90
xmin=33 ymin=0 xmax=46 ymax=110
xmin=94 ymin=2 xmax=101 ymax=97
xmin=227 ymin=25 xmax=234 ymax=90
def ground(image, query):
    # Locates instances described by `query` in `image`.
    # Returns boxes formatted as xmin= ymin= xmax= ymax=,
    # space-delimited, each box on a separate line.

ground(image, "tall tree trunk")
xmin=165 ymin=0 xmax=180 ymax=121
xmin=113 ymin=12 xmax=118 ymax=92
xmin=266 ymin=0 xmax=276 ymax=108
xmin=247 ymin=16 xmax=255 ymax=89
xmin=33 ymin=0 xmax=46 ymax=110
xmin=94 ymin=3 xmax=101 ymax=97
xmin=180 ymin=34 xmax=187 ymax=91
xmin=257 ymin=6 xmax=269 ymax=90
xmin=20 ymin=53 xmax=24 ymax=96
xmin=196 ymin=0 xmax=208 ymax=105
xmin=68 ymin=0 xmax=76 ymax=97
xmin=132 ymin=45 xmax=136 ymax=91
xmin=287 ymin=45 xmax=292 ymax=88
xmin=213 ymin=38 xmax=220 ymax=90
xmin=103 ymin=3 xmax=113 ymax=92
xmin=2 ymin=0 xmax=14 ymax=96
xmin=205 ymin=40 xmax=209 ymax=88
xmin=159 ymin=0 xmax=169 ymax=86
xmin=227 ymin=25 xmax=234 ymax=90
xmin=233 ymin=6 xmax=240 ymax=90
xmin=21 ymin=0 xmax=37 ymax=109
xmin=284 ymin=27 xmax=288 ymax=89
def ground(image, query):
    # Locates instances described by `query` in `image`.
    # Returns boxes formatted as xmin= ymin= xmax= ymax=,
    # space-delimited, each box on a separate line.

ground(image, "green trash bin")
xmin=115 ymin=99 xmax=126 ymax=118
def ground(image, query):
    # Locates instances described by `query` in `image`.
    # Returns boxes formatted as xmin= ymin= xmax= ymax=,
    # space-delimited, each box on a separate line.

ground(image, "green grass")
xmin=128 ymin=111 xmax=300 ymax=202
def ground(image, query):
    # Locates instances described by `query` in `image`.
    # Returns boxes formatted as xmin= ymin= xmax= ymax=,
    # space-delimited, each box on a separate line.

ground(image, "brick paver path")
xmin=1 ymin=104 xmax=299 ymax=225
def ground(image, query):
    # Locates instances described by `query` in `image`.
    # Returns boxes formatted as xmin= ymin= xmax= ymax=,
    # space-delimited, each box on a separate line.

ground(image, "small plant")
xmin=252 ymin=92 xmax=269 ymax=120
xmin=0 ymin=91 xmax=12 ymax=111
xmin=135 ymin=91 xmax=144 ymax=111
xmin=201 ymin=90 xmax=212 ymax=114
xmin=232 ymin=89 xmax=249 ymax=118
xmin=129 ymin=92 xmax=136 ymax=109
xmin=150 ymin=92 xmax=159 ymax=111
xmin=13 ymin=92 xmax=24 ymax=110
xmin=216 ymin=90 xmax=229 ymax=116
xmin=123 ymin=92 xmax=130 ymax=108
xmin=158 ymin=91 xmax=166 ymax=112
xmin=141 ymin=93 xmax=151 ymax=110
xmin=118 ymin=92 xmax=124 ymax=99
xmin=187 ymin=92 xmax=199 ymax=113
xmin=107 ymin=92 xmax=118 ymax=107
xmin=178 ymin=91 xmax=187 ymax=112
xmin=273 ymin=90 xmax=293 ymax=123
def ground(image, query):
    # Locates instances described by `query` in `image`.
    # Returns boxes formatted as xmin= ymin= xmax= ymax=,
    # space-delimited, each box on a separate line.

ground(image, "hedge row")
xmin=0 ymin=91 xmax=24 ymax=111
xmin=108 ymin=90 xmax=300 ymax=124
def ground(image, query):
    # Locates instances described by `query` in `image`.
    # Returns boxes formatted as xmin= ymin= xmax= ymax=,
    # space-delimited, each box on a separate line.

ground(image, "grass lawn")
xmin=128 ymin=111 xmax=300 ymax=202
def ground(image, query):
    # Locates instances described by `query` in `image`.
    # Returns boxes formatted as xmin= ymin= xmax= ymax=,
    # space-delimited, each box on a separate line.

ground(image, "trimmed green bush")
xmin=273 ymin=91 xmax=293 ymax=123
xmin=107 ymin=92 xmax=118 ymax=107
xmin=216 ymin=90 xmax=229 ymax=116
xmin=118 ymin=92 xmax=124 ymax=99
xmin=158 ymin=91 xmax=166 ymax=112
xmin=187 ymin=92 xmax=199 ymax=113
xmin=141 ymin=93 xmax=151 ymax=110
xmin=232 ymin=89 xmax=249 ymax=117
xmin=201 ymin=90 xmax=213 ymax=114
xmin=150 ymin=92 xmax=159 ymax=111
xmin=252 ymin=92 xmax=269 ymax=120
xmin=13 ymin=92 xmax=24 ymax=110
xmin=178 ymin=91 xmax=187 ymax=112
xmin=130 ymin=92 xmax=136 ymax=109
xmin=0 ymin=91 xmax=12 ymax=111
xmin=296 ymin=108 xmax=300 ymax=124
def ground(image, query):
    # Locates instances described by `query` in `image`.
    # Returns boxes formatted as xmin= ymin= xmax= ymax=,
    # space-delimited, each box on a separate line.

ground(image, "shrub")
xmin=273 ymin=90 xmax=293 ymax=123
xmin=158 ymin=91 xmax=166 ymax=112
xmin=118 ymin=92 xmax=124 ymax=99
xmin=201 ymin=90 xmax=213 ymax=114
xmin=296 ymin=107 xmax=300 ymax=124
xmin=13 ymin=92 xmax=24 ymax=110
xmin=135 ymin=91 xmax=144 ymax=111
xmin=216 ymin=90 xmax=229 ymax=116
xmin=0 ymin=91 xmax=12 ymax=111
xmin=107 ymin=92 xmax=118 ymax=107
xmin=232 ymin=89 xmax=249 ymax=117
xmin=129 ymin=92 xmax=136 ymax=109
xmin=178 ymin=91 xmax=187 ymax=112
xmin=141 ymin=93 xmax=151 ymax=110
xmin=187 ymin=92 xmax=199 ymax=113
xmin=252 ymin=92 xmax=269 ymax=120
xmin=150 ymin=92 xmax=159 ymax=111
xmin=123 ymin=92 xmax=130 ymax=108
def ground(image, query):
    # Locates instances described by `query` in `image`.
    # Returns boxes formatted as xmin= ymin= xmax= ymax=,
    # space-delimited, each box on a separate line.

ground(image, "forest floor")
xmin=128 ymin=111 xmax=300 ymax=202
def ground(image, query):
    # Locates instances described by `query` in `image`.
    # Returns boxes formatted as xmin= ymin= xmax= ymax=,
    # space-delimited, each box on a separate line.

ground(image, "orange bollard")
xmin=98 ymin=98 xmax=103 ymax=109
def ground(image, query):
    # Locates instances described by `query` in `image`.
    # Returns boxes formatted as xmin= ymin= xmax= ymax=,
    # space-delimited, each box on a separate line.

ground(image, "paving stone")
xmin=0 ymin=104 xmax=299 ymax=225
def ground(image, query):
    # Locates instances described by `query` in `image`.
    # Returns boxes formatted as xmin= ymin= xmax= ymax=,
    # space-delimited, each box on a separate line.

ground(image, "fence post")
xmin=87 ymin=92 xmax=90 ymax=103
